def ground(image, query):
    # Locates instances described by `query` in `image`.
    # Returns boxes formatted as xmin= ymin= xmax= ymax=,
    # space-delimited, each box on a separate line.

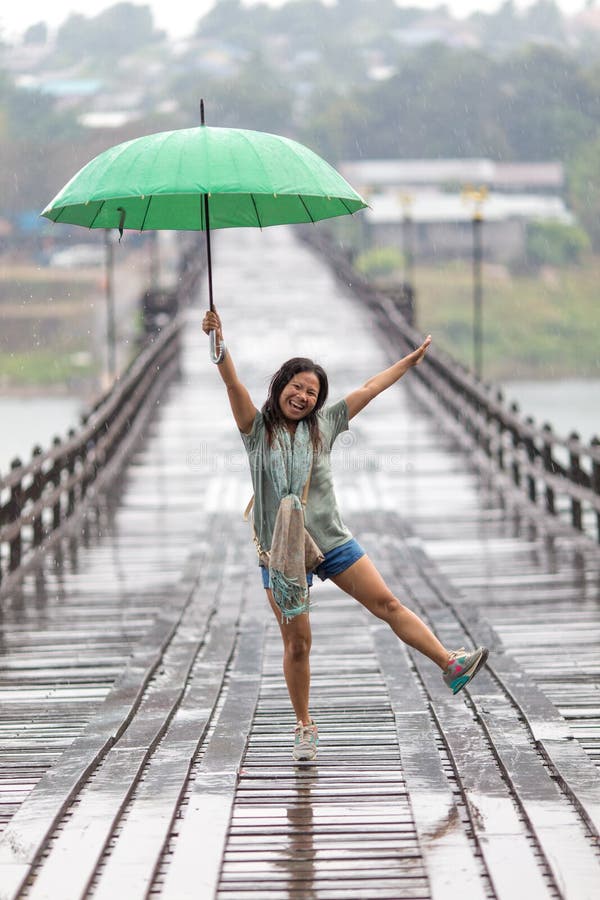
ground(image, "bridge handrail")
xmin=0 ymin=237 xmax=206 ymax=585
xmin=301 ymin=228 xmax=600 ymax=543
xmin=0 ymin=315 xmax=182 ymax=584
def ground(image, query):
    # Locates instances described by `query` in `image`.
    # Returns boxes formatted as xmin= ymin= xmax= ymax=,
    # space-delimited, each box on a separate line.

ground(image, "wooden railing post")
xmin=51 ymin=437 xmax=62 ymax=530
xmin=510 ymin=402 xmax=521 ymax=487
xmin=524 ymin=416 xmax=537 ymax=503
xmin=67 ymin=429 xmax=77 ymax=516
xmin=591 ymin=436 xmax=600 ymax=542
xmin=542 ymin=424 xmax=556 ymax=515
xmin=31 ymin=445 xmax=44 ymax=547
xmin=568 ymin=431 xmax=583 ymax=532
xmin=9 ymin=457 xmax=23 ymax=572
xmin=495 ymin=390 xmax=505 ymax=470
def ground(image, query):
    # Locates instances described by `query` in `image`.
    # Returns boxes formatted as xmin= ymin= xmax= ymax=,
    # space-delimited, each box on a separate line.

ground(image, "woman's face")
xmin=278 ymin=370 xmax=320 ymax=421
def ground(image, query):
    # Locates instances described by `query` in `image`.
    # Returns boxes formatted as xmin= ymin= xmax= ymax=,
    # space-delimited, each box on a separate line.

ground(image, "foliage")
xmin=23 ymin=23 xmax=48 ymax=45
xmin=414 ymin=259 xmax=600 ymax=379
xmin=300 ymin=42 xmax=599 ymax=162
xmin=54 ymin=3 xmax=163 ymax=63
xmin=0 ymin=73 xmax=84 ymax=218
xmin=525 ymin=221 xmax=590 ymax=267
xmin=0 ymin=350 xmax=96 ymax=386
xmin=354 ymin=246 xmax=405 ymax=278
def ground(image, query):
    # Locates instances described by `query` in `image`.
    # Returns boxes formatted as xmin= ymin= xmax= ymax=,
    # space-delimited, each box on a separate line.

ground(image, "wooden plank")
xmin=215 ymin=586 xmax=431 ymax=900
xmin=0 ymin=539 xmax=219 ymax=900
xmin=159 ymin=609 xmax=266 ymax=900
xmin=404 ymin=527 xmax=600 ymax=840
xmin=89 ymin=580 xmax=249 ymax=898
xmin=373 ymin=623 xmax=491 ymax=900
xmin=378 ymin=518 xmax=600 ymax=900
xmin=20 ymin=549 xmax=241 ymax=900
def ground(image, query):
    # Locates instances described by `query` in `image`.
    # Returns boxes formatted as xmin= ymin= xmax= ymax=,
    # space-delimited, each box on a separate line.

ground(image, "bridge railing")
xmin=0 ymin=320 xmax=182 ymax=585
xmin=0 ymin=238 xmax=206 ymax=587
xmin=301 ymin=227 xmax=600 ymax=544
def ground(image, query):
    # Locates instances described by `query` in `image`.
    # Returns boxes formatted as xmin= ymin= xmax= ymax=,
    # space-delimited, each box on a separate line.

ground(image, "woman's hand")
xmin=202 ymin=309 xmax=223 ymax=339
xmin=409 ymin=334 xmax=432 ymax=366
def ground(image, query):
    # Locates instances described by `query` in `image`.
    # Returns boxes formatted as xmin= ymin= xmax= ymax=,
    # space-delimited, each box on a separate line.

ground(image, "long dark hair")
xmin=262 ymin=357 xmax=329 ymax=450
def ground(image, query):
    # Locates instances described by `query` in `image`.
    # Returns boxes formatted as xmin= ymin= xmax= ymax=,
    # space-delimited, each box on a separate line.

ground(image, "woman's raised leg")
xmin=330 ymin=555 xmax=450 ymax=669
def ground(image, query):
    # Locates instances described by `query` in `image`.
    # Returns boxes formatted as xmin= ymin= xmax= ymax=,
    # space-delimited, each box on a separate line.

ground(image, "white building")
xmin=340 ymin=159 xmax=571 ymax=263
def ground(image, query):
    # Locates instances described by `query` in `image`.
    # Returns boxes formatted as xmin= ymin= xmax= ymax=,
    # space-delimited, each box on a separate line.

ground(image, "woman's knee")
xmin=371 ymin=592 xmax=403 ymax=622
xmin=283 ymin=630 xmax=312 ymax=661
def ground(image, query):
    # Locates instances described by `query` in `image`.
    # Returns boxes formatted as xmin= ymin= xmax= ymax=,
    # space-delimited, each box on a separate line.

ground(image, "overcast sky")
xmin=0 ymin=0 xmax=591 ymax=42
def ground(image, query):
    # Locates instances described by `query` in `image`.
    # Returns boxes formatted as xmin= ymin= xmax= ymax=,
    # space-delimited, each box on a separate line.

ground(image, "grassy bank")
xmin=0 ymin=350 xmax=95 ymax=388
xmin=390 ymin=258 xmax=600 ymax=381
xmin=0 ymin=264 xmax=101 ymax=389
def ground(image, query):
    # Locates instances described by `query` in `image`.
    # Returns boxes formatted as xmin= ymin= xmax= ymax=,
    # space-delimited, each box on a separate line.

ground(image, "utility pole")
xmin=462 ymin=186 xmax=488 ymax=380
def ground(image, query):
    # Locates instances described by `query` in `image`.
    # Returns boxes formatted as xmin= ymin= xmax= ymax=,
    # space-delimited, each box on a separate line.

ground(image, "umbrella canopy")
xmin=41 ymin=125 xmax=367 ymax=232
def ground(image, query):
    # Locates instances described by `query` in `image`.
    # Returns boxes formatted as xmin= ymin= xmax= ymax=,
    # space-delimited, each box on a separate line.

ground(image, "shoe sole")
xmin=293 ymin=746 xmax=318 ymax=761
xmin=452 ymin=647 xmax=489 ymax=694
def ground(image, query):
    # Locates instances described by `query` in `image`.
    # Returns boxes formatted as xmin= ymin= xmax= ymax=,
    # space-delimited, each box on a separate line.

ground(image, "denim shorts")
xmin=260 ymin=537 xmax=365 ymax=589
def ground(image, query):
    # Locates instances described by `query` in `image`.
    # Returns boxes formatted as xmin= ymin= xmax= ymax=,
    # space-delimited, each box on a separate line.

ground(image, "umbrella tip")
xmin=200 ymin=98 xmax=205 ymax=126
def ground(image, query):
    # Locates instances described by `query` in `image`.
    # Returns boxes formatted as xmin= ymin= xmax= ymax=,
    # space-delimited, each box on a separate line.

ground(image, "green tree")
xmin=495 ymin=45 xmax=597 ymax=160
xmin=55 ymin=3 xmax=162 ymax=63
xmin=23 ymin=22 xmax=48 ymax=45
xmin=526 ymin=220 xmax=590 ymax=266
xmin=0 ymin=71 xmax=83 ymax=219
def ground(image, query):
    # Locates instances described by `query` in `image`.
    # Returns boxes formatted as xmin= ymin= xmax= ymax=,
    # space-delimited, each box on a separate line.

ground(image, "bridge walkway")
xmin=0 ymin=227 xmax=599 ymax=899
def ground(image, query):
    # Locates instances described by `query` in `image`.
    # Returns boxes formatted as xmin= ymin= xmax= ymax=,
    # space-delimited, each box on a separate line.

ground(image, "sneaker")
xmin=443 ymin=647 xmax=488 ymax=694
xmin=293 ymin=719 xmax=318 ymax=761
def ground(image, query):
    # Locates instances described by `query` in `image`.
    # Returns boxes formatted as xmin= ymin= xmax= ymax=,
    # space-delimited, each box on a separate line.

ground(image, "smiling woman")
xmin=201 ymin=306 xmax=489 ymax=762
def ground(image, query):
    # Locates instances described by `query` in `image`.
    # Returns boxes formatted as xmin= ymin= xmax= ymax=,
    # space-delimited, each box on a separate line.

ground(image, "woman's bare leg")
xmin=331 ymin=556 xmax=450 ymax=669
xmin=266 ymin=588 xmax=312 ymax=723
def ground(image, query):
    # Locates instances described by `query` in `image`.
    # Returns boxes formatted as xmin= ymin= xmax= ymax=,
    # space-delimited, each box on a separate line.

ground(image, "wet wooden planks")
xmin=361 ymin=511 xmax=600 ymax=900
xmin=391 ymin=378 xmax=600 ymax=775
xmin=0 ymin=522 xmax=262 ymax=900
xmin=217 ymin=583 xmax=436 ymax=900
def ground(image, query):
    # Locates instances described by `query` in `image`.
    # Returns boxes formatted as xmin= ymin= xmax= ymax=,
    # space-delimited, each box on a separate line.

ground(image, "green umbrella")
xmin=41 ymin=103 xmax=367 ymax=362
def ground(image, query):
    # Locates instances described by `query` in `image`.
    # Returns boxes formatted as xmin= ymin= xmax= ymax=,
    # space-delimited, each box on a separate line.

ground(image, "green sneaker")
xmin=293 ymin=719 xmax=318 ymax=761
xmin=444 ymin=647 xmax=488 ymax=694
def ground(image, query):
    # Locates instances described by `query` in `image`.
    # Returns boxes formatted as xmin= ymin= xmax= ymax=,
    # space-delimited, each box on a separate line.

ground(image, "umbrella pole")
xmin=201 ymin=99 xmax=225 ymax=364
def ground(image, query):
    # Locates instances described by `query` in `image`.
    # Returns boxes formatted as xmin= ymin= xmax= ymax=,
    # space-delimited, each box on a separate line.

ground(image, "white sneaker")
xmin=292 ymin=719 xmax=318 ymax=761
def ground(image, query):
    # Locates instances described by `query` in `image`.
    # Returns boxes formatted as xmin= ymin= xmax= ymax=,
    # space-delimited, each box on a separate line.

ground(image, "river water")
xmin=0 ymin=396 xmax=83 ymax=475
xmin=501 ymin=379 xmax=600 ymax=444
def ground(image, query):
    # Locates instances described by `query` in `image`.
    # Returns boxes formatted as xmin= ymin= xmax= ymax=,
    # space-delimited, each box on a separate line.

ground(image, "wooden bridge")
xmin=1 ymin=227 xmax=599 ymax=899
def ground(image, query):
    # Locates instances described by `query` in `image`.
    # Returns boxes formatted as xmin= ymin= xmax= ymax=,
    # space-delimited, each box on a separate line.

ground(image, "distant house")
xmin=340 ymin=159 xmax=570 ymax=263
xmin=340 ymin=159 xmax=565 ymax=194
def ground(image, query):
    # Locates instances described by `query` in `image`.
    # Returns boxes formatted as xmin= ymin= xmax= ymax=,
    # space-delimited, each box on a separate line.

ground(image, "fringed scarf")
xmin=268 ymin=422 xmax=324 ymax=622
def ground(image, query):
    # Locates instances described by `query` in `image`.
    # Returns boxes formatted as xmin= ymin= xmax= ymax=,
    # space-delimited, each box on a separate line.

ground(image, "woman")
xmin=203 ymin=309 xmax=488 ymax=761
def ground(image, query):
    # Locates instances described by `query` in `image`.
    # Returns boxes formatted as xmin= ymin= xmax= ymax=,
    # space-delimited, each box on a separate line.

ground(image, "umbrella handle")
xmin=209 ymin=328 xmax=226 ymax=364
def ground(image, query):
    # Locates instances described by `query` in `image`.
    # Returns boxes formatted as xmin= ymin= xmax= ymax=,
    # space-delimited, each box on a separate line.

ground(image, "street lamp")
xmin=462 ymin=185 xmax=488 ymax=380
xmin=399 ymin=192 xmax=414 ymax=289
xmin=399 ymin=192 xmax=416 ymax=326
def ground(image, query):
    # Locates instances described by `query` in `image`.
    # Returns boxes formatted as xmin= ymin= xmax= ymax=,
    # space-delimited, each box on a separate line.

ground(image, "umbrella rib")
xmin=250 ymin=195 xmax=263 ymax=230
xmin=140 ymin=195 xmax=152 ymax=232
xmin=339 ymin=198 xmax=354 ymax=216
xmin=88 ymin=201 xmax=105 ymax=230
xmin=298 ymin=195 xmax=315 ymax=224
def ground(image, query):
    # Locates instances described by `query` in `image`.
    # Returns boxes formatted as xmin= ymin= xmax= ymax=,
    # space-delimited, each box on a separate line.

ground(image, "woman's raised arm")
xmin=202 ymin=310 xmax=257 ymax=434
xmin=344 ymin=334 xmax=432 ymax=420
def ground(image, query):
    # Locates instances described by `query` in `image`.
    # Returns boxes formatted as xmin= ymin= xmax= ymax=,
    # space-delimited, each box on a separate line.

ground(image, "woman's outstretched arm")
xmin=202 ymin=310 xmax=257 ymax=434
xmin=345 ymin=335 xmax=431 ymax=420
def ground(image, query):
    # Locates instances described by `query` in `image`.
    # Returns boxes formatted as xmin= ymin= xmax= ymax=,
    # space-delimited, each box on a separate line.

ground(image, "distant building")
xmin=341 ymin=159 xmax=570 ymax=263
xmin=340 ymin=159 xmax=565 ymax=194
